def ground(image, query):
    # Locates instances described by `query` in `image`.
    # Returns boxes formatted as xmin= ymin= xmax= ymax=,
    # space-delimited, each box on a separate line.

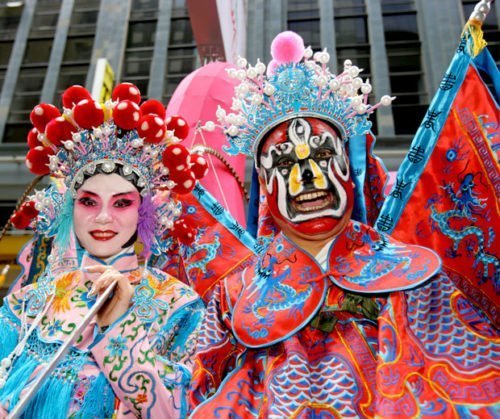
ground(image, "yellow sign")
xmin=91 ymin=58 xmax=115 ymax=103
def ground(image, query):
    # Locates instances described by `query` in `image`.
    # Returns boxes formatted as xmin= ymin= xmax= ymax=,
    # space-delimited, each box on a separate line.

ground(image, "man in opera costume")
xmin=188 ymin=31 xmax=499 ymax=418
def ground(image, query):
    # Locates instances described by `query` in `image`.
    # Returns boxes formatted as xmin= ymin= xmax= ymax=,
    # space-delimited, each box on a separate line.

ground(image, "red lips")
xmin=89 ymin=230 xmax=118 ymax=241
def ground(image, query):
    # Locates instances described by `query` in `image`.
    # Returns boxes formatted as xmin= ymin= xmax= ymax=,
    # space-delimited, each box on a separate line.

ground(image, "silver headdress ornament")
xmin=200 ymin=31 xmax=394 ymax=166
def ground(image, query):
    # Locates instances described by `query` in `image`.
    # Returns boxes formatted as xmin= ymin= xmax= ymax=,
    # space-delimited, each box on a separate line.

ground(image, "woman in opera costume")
xmin=188 ymin=31 xmax=499 ymax=418
xmin=0 ymin=83 xmax=205 ymax=418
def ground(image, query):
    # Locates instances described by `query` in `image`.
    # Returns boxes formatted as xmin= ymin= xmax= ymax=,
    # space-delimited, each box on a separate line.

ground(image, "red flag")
xmin=377 ymin=42 xmax=499 ymax=326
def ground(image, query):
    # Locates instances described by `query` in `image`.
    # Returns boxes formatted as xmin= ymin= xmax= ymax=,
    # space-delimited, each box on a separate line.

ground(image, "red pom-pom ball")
xmin=30 ymin=103 xmax=61 ymax=132
xmin=140 ymin=99 xmax=166 ymax=119
xmin=25 ymin=146 xmax=53 ymax=176
xmin=11 ymin=211 xmax=31 ymax=230
xmin=45 ymin=117 xmax=76 ymax=146
xmin=112 ymin=82 xmax=141 ymax=104
xmin=113 ymin=100 xmax=142 ymax=130
xmin=138 ymin=114 xmax=165 ymax=144
xmin=73 ymin=99 xmax=105 ymax=129
xmin=170 ymin=169 xmax=196 ymax=195
xmin=172 ymin=218 xmax=197 ymax=245
xmin=162 ymin=144 xmax=191 ymax=172
xmin=166 ymin=115 xmax=189 ymax=140
xmin=62 ymin=85 xmax=92 ymax=109
xmin=27 ymin=128 xmax=42 ymax=148
xmin=190 ymin=154 xmax=209 ymax=179
xmin=270 ymin=31 xmax=305 ymax=64
xmin=20 ymin=200 xmax=39 ymax=219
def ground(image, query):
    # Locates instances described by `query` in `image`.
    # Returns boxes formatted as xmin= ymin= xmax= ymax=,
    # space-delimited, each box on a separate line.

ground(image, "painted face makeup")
xmin=73 ymin=173 xmax=140 ymax=259
xmin=259 ymin=117 xmax=354 ymax=239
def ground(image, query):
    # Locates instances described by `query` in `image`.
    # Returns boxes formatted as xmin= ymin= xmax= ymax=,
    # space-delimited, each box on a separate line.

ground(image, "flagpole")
xmin=469 ymin=0 xmax=493 ymax=23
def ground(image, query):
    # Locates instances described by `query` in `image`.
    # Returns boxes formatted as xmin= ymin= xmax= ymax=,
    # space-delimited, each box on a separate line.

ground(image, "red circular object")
xmin=112 ymin=82 xmax=141 ymax=104
xmin=169 ymin=169 xmax=196 ymax=195
xmin=11 ymin=211 xmax=31 ymax=230
xmin=27 ymin=128 xmax=42 ymax=148
xmin=25 ymin=146 xmax=53 ymax=176
xmin=30 ymin=103 xmax=61 ymax=132
xmin=113 ymin=100 xmax=142 ymax=130
xmin=162 ymin=144 xmax=191 ymax=172
xmin=73 ymin=99 xmax=105 ymax=129
xmin=140 ymin=99 xmax=166 ymax=119
xmin=45 ymin=117 xmax=76 ymax=146
xmin=137 ymin=114 xmax=165 ymax=144
xmin=190 ymin=154 xmax=209 ymax=179
xmin=172 ymin=217 xmax=197 ymax=245
xmin=20 ymin=200 xmax=39 ymax=219
xmin=62 ymin=85 xmax=92 ymax=109
xmin=166 ymin=115 xmax=189 ymax=140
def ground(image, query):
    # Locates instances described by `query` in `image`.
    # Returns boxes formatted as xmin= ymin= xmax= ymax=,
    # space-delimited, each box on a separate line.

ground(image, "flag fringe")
xmin=462 ymin=19 xmax=487 ymax=57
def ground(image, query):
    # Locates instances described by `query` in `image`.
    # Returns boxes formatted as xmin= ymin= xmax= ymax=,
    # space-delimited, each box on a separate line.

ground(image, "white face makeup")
xmin=259 ymin=118 xmax=350 ymax=224
xmin=73 ymin=173 xmax=140 ymax=259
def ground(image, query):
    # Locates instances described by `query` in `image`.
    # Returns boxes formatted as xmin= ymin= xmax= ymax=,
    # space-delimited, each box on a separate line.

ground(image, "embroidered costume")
xmin=189 ymin=30 xmax=500 ymax=418
xmin=0 ymin=83 xmax=206 ymax=418
xmin=0 ymin=247 xmax=203 ymax=418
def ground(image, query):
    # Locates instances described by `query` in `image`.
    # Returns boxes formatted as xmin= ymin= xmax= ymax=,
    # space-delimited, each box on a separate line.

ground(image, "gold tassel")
xmin=0 ymin=265 xmax=10 ymax=288
xmin=462 ymin=19 xmax=488 ymax=57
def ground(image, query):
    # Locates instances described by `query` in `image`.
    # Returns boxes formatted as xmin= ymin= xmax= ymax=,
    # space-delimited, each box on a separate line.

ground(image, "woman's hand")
xmin=86 ymin=265 xmax=135 ymax=328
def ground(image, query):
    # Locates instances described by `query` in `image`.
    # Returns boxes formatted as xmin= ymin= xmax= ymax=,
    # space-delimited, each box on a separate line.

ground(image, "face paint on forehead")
xmin=258 ymin=117 xmax=354 ymax=236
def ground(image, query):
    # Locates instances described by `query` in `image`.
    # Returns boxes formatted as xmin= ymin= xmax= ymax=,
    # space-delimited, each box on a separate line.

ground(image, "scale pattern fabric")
xmin=189 ymin=222 xmax=500 ymax=418
xmin=0 ymin=251 xmax=204 ymax=418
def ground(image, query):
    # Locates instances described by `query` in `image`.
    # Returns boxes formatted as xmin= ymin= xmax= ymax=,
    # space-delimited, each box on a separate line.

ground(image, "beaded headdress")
xmin=15 ymin=83 xmax=209 ymax=256
xmin=206 ymin=31 xmax=393 ymax=166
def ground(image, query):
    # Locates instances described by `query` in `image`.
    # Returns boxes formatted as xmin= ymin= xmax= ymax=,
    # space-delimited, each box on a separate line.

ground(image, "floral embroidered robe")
xmin=189 ymin=220 xmax=499 ymax=418
xmin=0 ymin=249 xmax=205 ymax=418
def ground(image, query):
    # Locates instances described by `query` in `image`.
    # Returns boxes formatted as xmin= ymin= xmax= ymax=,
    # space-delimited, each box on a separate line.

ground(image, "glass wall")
xmin=0 ymin=2 xmax=24 ymax=90
xmin=382 ymin=0 xmax=427 ymax=135
xmin=287 ymin=0 xmax=320 ymax=49
xmin=55 ymin=0 xmax=99 ymax=105
xmin=4 ymin=0 xmax=60 ymax=143
xmin=122 ymin=0 xmax=159 ymax=98
xmin=163 ymin=0 xmax=196 ymax=103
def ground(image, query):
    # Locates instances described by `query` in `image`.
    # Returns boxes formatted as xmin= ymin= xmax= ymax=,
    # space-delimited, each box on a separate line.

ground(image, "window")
xmin=121 ymin=1 xmax=159 ymax=99
xmin=382 ymin=0 xmax=425 ymax=135
xmin=287 ymin=1 xmax=320 ymax=48
xmin=0 ymin=2 xmax=24 ymax=38
xmin=127 ymin=21 xmax=158 ymax=48
xmin=23 ymin=39 xmax=53 ymax=64
xmin=163 ymin=0 xmax=196 ymax=104
xmin=334 ymin=0 xmax=371 ymax=102
xmin=3 ymin=123 xmax=32 ymax=143
xmin=0 ymin=3 xmax=24 ymax=75
xmin=55 ymin=0 xmax=99 ymax=103
xmin=63 ymin=36 xmax=95 ymax=62
xmin=5 ymin=1 xmax=61 ymax=142
xmin=0 ymin=42 xmax=13 ymax=67
xmin=288 ymin=20 xmax=321 ymax=48
xmin=462 ymin=0 xmax=499 ymax=65
xmin=57 ymin=64 xmax=89 ymax=90
xmin=167 ymin=48 xmax=197 ymax=74
xmin=169 ymin=18 xmax=194 ymax=45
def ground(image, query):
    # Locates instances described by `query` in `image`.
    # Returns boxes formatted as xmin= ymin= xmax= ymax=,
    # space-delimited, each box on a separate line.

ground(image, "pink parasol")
xmin=166 ymin=62 xmax=247 ymax=226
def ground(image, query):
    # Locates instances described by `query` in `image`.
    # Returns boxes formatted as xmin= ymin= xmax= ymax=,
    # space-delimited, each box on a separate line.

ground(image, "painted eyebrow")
xmin=112 ymin=192 xmax=137 ymax=198
xmin=79 ymin=190 xmax=98 ymax=197
xmin=78 ymin=190 xmax=137 ymax=198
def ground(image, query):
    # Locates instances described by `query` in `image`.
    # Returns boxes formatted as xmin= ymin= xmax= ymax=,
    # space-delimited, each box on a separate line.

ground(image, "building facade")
xmin=0 ymin=0 xmax=498 ymax=278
